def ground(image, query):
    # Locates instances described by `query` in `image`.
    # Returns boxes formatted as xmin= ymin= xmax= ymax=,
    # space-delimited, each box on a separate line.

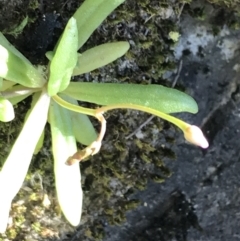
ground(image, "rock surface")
xmin=98 ymin=3 xmax=240 ymax=241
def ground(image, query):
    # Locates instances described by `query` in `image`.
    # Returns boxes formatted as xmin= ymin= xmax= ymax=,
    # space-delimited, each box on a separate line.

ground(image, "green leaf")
xmin=73 ymin=0 xmax=125 ymax=49
xmin=45 ymin=51 xmax=53 ymax=61
xmin=61 ymin=95 xmax=97 ymax=145
xmin=63 ymin=82 xmax=198 ymax=114
xmin=49 ymin=100 xmax=82 ymax=226
xmin=0 ymin=45 xmax=45 ymax=88
xmin=0 ymin=97 xmax=14 ymax=122
xmin=0 ymin=32 xmax=32 ymax=64
xmin=73 ymin=42 xmax=130 ymax=76
xmin=8 ymin=94 xmax=31 ymax=105
xmin=47 ymin=17 xmax=78 ymax=96
xmin=72 ymin=111 xmax=97 ymax=145
xmin=0 ymin=91 xmax=50 ymax=233
xmin=1 ymin=84 xmax=34 ymax=105
xmin=0 ymin=80 xmax=15 ymax=91
xmin=33 ymin=130 xmax=44 ymax=155
xmin=24 ymin=92 xmax=45 ymax=154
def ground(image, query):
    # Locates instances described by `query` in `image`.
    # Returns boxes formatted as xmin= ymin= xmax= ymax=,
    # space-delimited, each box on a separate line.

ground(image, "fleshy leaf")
xmin=61 ymin=95 xmax=97 ymax=145
xmin=24 ymin=93 xmax=45 ymax=154
xmin=49 ymin=100 xmax=82 ymax=226
xmin=73 ymin=0 xmax=125 ymax=49
xmin=72 ymin=111 xmax=97 ymax=146
xmin=0 ymin=91 xmax=50 ymax=233
xmin=8 ymin=94 xmax=31 ymax=105
xmin=47 ymin=17 xmax=78 ymax=96
xmin=0 ymin=80 xmax=15 ymax=91
xmin=0 ymin=45 xmax=45 ymax=88
xmin=73 ymin=42 xmax=130 ymax=76
xmin=1 ymin=84 xmax=35 ymax=105
xmin=63 ymin=82 xmax=198 ymax=114
xmin=0 ymin=97 xmax=14 ymax=122
xmin=0 ymin=32 xmax=32 ymax=64
xmin=45 ymin=51 xmax=53 ymax=61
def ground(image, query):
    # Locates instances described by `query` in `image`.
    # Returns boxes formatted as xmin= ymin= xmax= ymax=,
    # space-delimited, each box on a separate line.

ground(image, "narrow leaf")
xmin=73 ymin=0 xmax=125 ymax=49
xmin=0 ymin=91 xmax=50 ymax=233
xmin=0 ymin=80 xmax=15 ymax=91
xmin=49 ymin=100 xmax=82 ymax=226
xmin=63 ymin=82 xmax=198 ymax=114
xmin=61 ymin=95 xmax=97 ymax=145
xmin=23 ymin=92 xmax=45 ymax=154
xmin=1 ymin=84 xmax=35 ymax=105
xmin=48 ymin=17 xmax=78 ymax=96
xmin=0 ymin=32 xmax=32 ymax=64
xmin=45 ymin=51 xmax=54 ymax=61
xmin=0 ymin=97 xmax=14 ymax=122
xmin=0 ymin=45 xmax=45 ymax=88
xmin=8 ymin=94 xmax=31 ymax=105
xmin=73 ymin=42 xmax=130 ymax=76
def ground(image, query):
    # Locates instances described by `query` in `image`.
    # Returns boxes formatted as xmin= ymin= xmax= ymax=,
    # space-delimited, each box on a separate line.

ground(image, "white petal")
xmin=184 ymin=125 xmax=209 ymax=148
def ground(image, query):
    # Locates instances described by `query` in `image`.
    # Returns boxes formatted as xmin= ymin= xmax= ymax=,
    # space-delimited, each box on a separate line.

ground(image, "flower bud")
xmin=184 ymin=125 xmax=209 ymax=148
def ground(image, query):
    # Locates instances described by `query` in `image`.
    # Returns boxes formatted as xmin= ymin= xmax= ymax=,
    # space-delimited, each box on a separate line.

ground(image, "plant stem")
xmin=52 ymin=95 xmax=96 ymax=117
xmin=96 ymin=103 xmax=190 ymax=132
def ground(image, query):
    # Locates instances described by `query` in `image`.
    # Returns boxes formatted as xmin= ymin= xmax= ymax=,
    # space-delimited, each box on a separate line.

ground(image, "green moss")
xmin=5 ymin=228 xmax=17 ymax=239
xmin=31 ymin=222 xmax=42 ymax=232
xmin=207 ymin=0 xmax=240 ymax=12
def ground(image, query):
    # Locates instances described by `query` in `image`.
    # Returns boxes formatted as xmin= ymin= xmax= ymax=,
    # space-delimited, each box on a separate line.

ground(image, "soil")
xmin=0 ymin=0 xmax=240 ymax=241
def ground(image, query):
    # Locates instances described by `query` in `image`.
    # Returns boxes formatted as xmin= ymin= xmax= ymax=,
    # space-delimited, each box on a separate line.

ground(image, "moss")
xmin=0 ymin=0 xmax=39 ymax=34
xmin=207 ymin=0 xmax=240 ymax=12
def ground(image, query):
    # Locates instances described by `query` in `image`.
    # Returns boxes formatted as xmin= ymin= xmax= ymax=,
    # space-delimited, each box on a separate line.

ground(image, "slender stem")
xmin=52 ymin=95 xmax=96 ymax=117
xmin=96 ymin=103 xmax=190 ymax=132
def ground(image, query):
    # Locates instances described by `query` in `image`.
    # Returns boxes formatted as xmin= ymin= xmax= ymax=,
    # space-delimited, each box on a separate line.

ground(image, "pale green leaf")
xmin=0 ymin=97 xmax=14 ymax=122
xmin=0 ymin=80 xmax=15 ymax=91
xmin=8 ymin=94 xmax=31 ymax=105
xmin=45 ymin=51 xmax=53 ymax=61
xmin=0 ymin=32 xmax=32 ymax=64
xmin=0 ymin=45 xmax=45 ymax=88
xmin=61 ymin=95 xmax=97 ymax=145
xmin=24 ymin=92 xmax=45 ymax=154
xmin=73 ymin=42 xmax=130 ymax=76
xmin=63 ymin=82 xmax=198 ymax=114
xmin=48 ymin=17 xmax=78 ymax=96
xmin=73 ymin=0 xmax=125 ymax=49
xmin=72 ymin=110 xmax=97 ymax=146
xmin=49 ymin=100 xmax=82 ymax=226
xmin=0 ymin=91 xmax=50 ymax=233
xmin=1 ymin=84 xmax=35 ymax=105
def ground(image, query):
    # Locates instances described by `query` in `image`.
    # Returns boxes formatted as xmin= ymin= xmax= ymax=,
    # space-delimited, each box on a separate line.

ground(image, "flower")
xmin=184 ymin=125 xmax=209 ymax=148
